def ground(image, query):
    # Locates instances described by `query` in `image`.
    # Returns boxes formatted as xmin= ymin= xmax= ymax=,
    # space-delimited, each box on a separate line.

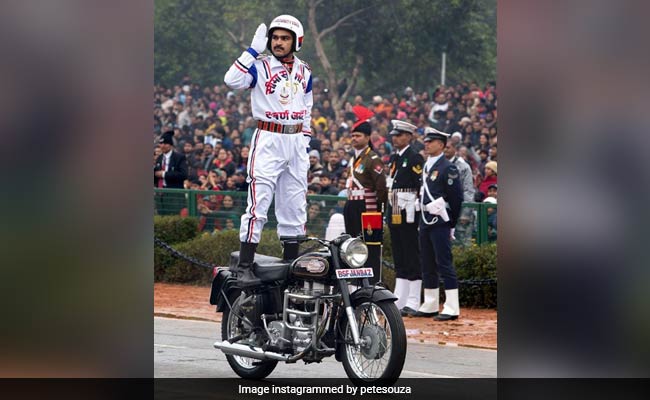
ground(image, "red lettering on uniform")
xmin=291 ymin=110 xmax=306 ymax=120
xmin=265 ymin=71 xmax=289 ymax=95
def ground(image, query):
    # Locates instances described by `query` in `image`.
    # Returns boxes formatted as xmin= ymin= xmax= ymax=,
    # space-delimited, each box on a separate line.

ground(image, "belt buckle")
xmin=285 ymin=125 xmax=295 ymax=134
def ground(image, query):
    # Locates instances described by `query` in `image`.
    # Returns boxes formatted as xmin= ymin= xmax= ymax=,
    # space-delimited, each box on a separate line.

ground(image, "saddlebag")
xmin=209 ymin=268 xmax=239 ymax=312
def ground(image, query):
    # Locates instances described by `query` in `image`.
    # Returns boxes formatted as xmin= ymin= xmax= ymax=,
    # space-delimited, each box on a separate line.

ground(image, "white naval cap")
xmin=423 ymin=127 xmax=451 ymax=142
xmin=389 ymin=119 xmax=417 ymax=135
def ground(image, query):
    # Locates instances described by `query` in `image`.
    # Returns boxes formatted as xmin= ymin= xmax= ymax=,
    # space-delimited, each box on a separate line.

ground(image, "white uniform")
xmin=224 ymin=49 xmax=313 ymax=243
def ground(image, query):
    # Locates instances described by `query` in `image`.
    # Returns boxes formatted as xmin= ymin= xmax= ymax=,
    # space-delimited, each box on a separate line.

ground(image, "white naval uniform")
xmin=225 ymin=48 xmax=313 ymax=243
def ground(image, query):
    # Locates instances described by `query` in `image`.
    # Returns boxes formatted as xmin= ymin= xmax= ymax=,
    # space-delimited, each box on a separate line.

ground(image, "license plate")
xmin=336 ymin=268 xmax=374 ymax=279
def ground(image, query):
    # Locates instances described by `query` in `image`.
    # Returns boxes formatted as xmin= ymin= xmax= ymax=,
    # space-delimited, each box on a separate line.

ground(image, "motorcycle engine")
xmin=265 ymin=283 xmax=334 ymax=354
xmin=267 ymin=320 xmax=289 ymax=348
xmin=299 ymin=280 xmax=331 ymax=296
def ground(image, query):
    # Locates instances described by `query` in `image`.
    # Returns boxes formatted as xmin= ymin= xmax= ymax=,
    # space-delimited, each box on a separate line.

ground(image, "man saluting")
xmin=224 ymin=15 xmax=314 ymax=287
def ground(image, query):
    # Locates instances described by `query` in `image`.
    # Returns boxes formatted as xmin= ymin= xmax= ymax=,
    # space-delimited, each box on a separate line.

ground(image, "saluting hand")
xmin=250 ymin=23 xmax=267 ymax=54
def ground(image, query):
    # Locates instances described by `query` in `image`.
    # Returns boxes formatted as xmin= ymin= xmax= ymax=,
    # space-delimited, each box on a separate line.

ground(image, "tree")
xmin=155 ymin=0 xmax=237 ymax=87
xmin=154 ymin=0 xmax=496 ymax=98
xmin=336 ymin=0 xmax=497 ymax=96
xmin=307 ymin=0 xmax=370 ymax=120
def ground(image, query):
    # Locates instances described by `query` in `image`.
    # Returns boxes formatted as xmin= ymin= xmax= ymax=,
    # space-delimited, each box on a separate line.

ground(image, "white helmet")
xmin=266 ymin=14 xmax=304 ymax=52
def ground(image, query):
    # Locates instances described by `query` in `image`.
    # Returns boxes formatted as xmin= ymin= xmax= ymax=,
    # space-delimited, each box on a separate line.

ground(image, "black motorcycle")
xmin=210 ymin=234 xmax=406 ymax=384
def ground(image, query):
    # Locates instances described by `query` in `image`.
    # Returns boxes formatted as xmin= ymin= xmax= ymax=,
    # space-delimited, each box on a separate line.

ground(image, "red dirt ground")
xmin=154 ymin=282 xmax=497 ymax=350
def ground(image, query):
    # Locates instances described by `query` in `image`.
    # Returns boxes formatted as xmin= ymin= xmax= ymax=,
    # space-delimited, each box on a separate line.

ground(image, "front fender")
xmin=209 ymin=268 xmax=240 ymax=312
xmin=350 ymin=285 xmax=398 ymax=305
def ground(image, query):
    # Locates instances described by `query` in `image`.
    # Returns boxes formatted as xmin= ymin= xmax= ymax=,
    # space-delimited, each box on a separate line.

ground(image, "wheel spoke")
xmin=227 ymin=297 xmax=258 ymax=369
xmin=345 ymin=302 xmax=396 ymax=380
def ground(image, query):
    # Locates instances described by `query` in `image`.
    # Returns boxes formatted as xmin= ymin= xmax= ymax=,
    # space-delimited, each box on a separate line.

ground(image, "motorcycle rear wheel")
xmin=341 ymin=300 xmax=406 ymax=385
xmin=221 ymin=291 xmax=278 ymax=379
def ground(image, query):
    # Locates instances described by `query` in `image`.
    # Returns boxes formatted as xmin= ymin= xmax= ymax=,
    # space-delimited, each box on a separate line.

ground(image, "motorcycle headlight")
xmin=339 ymin=238 xmax=368 ymax=268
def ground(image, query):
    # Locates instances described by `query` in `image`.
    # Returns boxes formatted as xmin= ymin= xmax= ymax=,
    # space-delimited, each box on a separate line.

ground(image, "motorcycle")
xmin=210 ymin=234 xmax=406 ymax=385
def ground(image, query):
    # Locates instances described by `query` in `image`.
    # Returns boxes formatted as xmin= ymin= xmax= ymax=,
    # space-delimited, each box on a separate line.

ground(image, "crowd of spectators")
xmin=154 ymin=75 xmax=498 ymax=237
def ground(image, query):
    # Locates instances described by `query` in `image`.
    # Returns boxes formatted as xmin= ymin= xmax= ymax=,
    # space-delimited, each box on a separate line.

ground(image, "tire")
xmin=221 ymin=291 xmax=278 ymax=379
xmin=340 ymin=300 xmax=406 ymax=385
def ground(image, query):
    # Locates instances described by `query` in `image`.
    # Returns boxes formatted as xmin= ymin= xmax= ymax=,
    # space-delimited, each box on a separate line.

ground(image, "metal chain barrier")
xmin=154 ymin=237 xmax=216 ymax=270
xmin=155 ymin=238 xmax=496 ymax=286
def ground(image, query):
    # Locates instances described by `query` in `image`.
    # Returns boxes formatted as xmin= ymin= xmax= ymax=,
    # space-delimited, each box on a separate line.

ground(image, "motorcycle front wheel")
xmin=341 ymin=300 xmax=406 ymax=385
xmin=221 ymin=291 xmax=278 ymax=379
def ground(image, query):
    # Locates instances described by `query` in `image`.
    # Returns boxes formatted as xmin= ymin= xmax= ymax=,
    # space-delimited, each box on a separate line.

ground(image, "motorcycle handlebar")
xmin=279 ymin=235 xmax=350 ymax=247
xmin=280 ymin=235 xmax=324 ymax=244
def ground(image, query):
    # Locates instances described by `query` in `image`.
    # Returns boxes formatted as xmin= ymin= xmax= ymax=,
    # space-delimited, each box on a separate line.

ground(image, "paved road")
xmin=154 ymin=317 xmax=496 ymax=378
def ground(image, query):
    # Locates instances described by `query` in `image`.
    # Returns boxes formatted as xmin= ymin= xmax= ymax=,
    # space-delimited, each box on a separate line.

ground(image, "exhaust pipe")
xmin=214 ymin=341 xmax=290 ymax=361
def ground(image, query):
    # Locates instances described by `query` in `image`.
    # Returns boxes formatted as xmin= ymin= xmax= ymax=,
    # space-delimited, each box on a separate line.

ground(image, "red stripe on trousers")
xmin=246 ymin=129 xmax=262 ymax=242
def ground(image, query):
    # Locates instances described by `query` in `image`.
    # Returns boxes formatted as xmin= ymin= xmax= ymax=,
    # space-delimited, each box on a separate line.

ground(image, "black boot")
xmin=233 ymin=242 xmax=261 ymax=288
xmin=282 ymin=239 xmax=300 ymax=262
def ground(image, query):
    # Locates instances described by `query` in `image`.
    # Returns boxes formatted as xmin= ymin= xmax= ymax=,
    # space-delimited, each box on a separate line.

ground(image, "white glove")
xmin=424 ymin=201 xmax=443 ymax=215
xmin=250 ymin=23 xmax=267 ymax=54
xmin=424 ymin=198 xmax=450 ymax=221
xmin=450 ymin=228 xmax=456 ymax=240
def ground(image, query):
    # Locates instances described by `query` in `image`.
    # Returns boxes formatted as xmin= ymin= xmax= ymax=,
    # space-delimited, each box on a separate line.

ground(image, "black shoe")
xmin=414 ymin=310 xmax=439 ymax=317
xmin=433 ymin=314 xmax=458 ymax=321
xmin=233 ymin=263 xmax=262 ymax=288
xmin=235 ymin=242 xmax=261 ymax=288
xmin=400 ymin=307 xmax=418 ymax=317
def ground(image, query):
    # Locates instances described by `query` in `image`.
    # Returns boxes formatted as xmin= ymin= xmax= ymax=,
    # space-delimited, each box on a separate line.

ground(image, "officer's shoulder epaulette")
xmin=371 ymin=155 xmax=378 ymax=159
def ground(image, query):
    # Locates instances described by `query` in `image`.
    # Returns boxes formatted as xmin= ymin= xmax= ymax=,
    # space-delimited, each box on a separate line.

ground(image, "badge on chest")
xmin=355 ymin=164 xmax=365 ymax=174
xmin=430 ymin=170 xmax=438 ymax=181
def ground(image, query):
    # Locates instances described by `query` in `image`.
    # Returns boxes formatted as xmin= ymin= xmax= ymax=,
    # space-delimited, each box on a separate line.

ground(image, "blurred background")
xmin=499 ymin=0 xmax=650 ymax=377
xmin=0 ymin=0 xmax=153 ymax=377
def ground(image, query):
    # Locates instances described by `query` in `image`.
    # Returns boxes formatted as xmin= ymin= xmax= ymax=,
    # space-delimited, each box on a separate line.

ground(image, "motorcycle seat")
xmin=229 ymin=251 xmax=290 ymax=282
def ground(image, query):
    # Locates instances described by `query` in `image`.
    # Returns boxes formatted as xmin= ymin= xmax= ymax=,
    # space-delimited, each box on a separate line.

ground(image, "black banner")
xmin=154 ymin=378 xmax=495 ymax=400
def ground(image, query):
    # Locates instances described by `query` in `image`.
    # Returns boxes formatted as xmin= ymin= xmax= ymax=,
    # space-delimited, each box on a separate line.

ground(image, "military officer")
xmin=386 ymin=120 xmax=425 ymax=316
xmin=343 ymin=107 xmax=387 ymax=284
xmin=444 ymin=140 xmax=476 ymax=246
xmin=416 ymin=127 xmax=463 ymax=321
